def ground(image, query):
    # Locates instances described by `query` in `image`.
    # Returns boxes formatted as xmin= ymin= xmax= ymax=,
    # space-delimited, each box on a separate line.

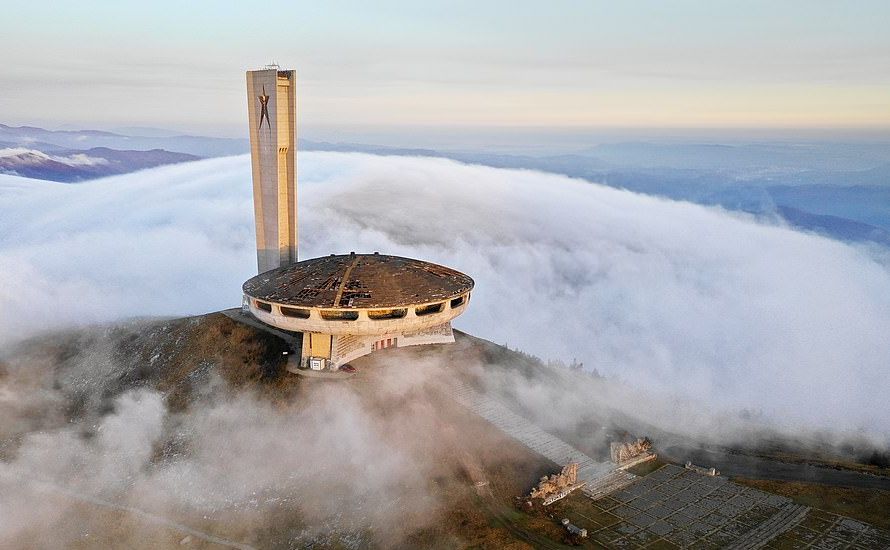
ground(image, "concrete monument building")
xmin=243 ymin=65 xmax=473 ymax=373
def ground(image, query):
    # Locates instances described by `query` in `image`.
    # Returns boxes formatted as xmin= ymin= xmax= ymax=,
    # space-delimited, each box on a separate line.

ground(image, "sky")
xmin=2 ymin=1 xmax=889 ymax=138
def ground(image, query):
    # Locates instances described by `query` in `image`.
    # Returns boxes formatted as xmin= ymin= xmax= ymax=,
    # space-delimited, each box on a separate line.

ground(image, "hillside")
xmin=2 ymin=313 xmax=889 ymax=548
xmin=0 ymin=313 xmax=566 ymax=548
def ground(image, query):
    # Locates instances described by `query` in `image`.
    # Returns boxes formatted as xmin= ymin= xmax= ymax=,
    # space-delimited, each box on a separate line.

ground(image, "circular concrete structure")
xmin=242 ymin=253 xmax=474 ymax=335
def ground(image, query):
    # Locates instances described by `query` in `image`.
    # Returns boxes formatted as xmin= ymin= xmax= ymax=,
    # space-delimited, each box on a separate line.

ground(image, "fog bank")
xmin=2 ymin=153 xmax=889 ymax=437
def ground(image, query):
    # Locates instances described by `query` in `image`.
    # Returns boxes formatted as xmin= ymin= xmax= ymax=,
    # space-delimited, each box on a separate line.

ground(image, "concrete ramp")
xmin=449 ymin=381 xmax=632 ymax=498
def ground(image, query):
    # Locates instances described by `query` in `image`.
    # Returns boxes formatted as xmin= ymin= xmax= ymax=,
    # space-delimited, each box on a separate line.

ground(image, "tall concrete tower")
xmin=246 ymin=66 xmax=297 ymax=273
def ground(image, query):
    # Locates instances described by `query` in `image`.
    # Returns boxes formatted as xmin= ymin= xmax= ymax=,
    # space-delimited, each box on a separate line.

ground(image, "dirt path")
xmin=662 ymin=444 xmax=890 ymax=492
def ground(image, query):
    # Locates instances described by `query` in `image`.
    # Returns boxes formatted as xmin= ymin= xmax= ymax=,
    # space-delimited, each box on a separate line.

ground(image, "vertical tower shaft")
xmin=246 ymin=68 xmax=297 ymax=273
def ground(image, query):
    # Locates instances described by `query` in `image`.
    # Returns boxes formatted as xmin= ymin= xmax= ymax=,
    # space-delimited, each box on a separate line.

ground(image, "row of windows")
xmin=252 ymin=293 xmax=469 ymax=321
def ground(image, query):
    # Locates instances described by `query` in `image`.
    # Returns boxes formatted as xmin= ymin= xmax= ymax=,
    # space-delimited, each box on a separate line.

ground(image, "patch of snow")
xmin=0 ymin=148 xmax=108 ymax=167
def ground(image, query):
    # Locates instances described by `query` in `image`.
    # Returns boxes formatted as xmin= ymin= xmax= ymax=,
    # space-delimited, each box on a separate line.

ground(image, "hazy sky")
xmin=2 ymin=1 xmax=889 ymax=137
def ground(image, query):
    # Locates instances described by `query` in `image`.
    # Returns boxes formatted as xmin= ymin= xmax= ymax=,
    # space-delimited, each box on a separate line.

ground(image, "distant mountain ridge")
xmin=0 ymin=123 xmax=247 ymax=157
xmin=0 ymin=145 xmax=199 ymax=182
xmin=0 ymin=123 xmax=237 ymax=182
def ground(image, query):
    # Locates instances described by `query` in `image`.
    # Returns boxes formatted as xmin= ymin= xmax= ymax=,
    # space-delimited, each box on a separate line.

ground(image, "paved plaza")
xmin=574 ymin=464 xmax=889 ymax=548
xmin=451 ymin=382 xmax=890 ymax=548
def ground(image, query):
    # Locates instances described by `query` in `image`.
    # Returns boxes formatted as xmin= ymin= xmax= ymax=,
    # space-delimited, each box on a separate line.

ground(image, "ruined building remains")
xmin=610 ymin=437 xmax=653 ymax=464
xmin=528 ymin=462 xmax=587 ymax=505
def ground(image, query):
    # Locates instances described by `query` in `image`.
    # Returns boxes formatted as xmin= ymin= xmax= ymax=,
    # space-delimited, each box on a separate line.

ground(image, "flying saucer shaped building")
xmin=243 ymin=66 xmax=473 ymax=372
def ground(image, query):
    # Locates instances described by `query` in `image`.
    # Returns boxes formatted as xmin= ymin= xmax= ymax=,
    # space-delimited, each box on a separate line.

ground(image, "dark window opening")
xmin=321 ymin=310 xmax=359 ymax=321
xmin=368 ymin=308 xmax=407 ymax=320
xmin=415 ymin=302 xmax=444 ymax=316
xmin=450 ymin=296 xmax=465 ymax=308
xmin=255 ymin=300 xmax=272 ymax=312
xmin=280 ymin=306 xmax=310 ymax=319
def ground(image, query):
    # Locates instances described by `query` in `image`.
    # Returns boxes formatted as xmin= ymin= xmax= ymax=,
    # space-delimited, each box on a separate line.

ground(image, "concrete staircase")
xmin=449 ymin=380 xmax=635 ymax=499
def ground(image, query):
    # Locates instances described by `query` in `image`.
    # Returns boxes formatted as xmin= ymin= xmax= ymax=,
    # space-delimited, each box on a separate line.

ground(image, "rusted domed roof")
xmin=243 ymin=253 xmax=474 ymax=309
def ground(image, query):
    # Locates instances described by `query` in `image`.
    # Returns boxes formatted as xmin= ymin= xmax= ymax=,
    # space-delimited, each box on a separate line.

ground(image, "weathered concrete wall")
xmin=246 ymin=68 xmax=297 ymax=273
xmin=245 ymin=293 xmax=470 ymax=336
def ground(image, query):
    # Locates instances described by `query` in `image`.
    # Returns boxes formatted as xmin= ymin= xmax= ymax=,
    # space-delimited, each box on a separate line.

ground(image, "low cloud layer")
xmin=2 ymin=153 xmax=890 ymax=438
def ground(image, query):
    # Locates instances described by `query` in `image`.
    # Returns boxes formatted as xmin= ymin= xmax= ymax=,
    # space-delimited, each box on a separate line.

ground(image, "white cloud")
xmin=61 ymin=153 xmax=108 ymax=167
xmin=0 ymin=147 xmax=108 ymax=166
xmin=0 ymin=377 xmax=444 ymax=546
xmin=1 ymin=153 xmax=889 ymax=438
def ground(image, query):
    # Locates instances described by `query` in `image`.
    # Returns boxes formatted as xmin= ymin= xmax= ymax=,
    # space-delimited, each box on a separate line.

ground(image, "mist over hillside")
xmin=0 ymin=314 xmax=558 ymax=547
xmin=2 ymin=153 xmax=889 ymax=442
